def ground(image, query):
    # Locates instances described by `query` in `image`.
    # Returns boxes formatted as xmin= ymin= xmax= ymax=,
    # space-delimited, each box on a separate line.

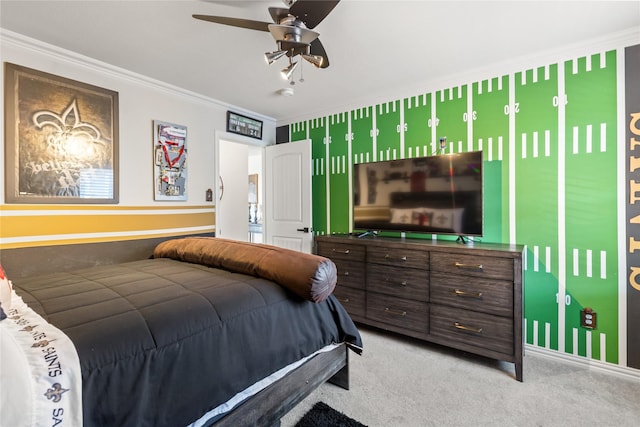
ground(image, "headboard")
xmin=0 ymin=233 xmax=214 ymax=278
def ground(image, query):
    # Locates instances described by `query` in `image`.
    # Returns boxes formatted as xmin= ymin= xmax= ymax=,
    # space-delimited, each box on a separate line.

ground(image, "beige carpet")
xmin=281 ymin=326 xmax=640 ymax=427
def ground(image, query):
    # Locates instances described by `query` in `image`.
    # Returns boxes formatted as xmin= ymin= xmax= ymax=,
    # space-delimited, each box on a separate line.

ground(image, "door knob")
xmin=296 ymin=227 xmax=310 ymax=233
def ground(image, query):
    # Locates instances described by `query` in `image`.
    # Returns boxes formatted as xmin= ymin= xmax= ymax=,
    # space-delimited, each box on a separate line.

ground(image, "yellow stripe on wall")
xmin=0 ymin=205 xmax=216 ymax=249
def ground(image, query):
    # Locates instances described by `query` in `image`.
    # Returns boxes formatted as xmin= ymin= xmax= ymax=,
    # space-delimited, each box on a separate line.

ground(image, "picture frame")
xmin=226 ymin=111 xmax=263 ymax=140
xmin=4 ymin=63 xmax=119 ymax=204
xmin=153 ymin=120 xmax=187 ymax=201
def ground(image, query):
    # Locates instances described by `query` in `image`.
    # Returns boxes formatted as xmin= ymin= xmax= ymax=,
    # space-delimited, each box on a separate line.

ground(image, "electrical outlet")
xmin=580 ymin=307 xmax=597 ymax=329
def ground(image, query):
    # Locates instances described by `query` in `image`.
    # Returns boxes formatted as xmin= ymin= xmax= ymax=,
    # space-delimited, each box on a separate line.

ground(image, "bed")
xmin=0 ymin=237 xmax=362 ymax=427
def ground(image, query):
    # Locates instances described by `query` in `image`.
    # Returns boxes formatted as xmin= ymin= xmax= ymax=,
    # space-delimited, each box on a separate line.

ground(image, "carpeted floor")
xmin=294 ymin=401 xmax=366 ymax=427
xmin=281 ymin=325 xmax=640 ymax=427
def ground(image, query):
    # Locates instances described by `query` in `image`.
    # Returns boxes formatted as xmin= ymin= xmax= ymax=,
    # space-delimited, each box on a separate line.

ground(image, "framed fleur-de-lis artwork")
xmin=4 ymin=63 xmax=119 ymax=204
xmin=153 ymin=120 xmax=187 ymax=201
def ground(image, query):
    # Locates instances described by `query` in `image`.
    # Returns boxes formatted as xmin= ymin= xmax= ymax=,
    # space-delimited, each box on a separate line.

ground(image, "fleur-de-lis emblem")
xmin=44 ymin=383 xmax=69 ymax=403
xmin=32 ymin=339 xmax=55 ymax=348
xmin=33 ymin=98 xmax=101 ymax=140
xmin=32 ymin=98 xmax=106 ymax=159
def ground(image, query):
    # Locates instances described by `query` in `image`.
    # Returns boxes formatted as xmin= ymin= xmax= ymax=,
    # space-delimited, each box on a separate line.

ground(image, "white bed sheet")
xmin=188 ymin=342 xmax=340 ymax=427
xmin=0 ymin=291 xmax=82 ymax=427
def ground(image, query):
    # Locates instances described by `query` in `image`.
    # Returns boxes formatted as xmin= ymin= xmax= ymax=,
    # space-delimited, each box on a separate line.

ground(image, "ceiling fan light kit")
xmin=265 ymin=50 xmax=288 ymax=65
xmin=281 ymin=61 xmax=299 ymax=80
xmin=194 ymin=0 xmax=340 ymax=82
xmin=301 ymin=53 xmax=324 ymax=68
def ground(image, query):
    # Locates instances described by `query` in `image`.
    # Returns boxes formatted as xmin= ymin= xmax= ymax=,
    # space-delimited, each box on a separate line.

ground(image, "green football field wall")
xmin=289 ymin=47 xmax=634 ymax=368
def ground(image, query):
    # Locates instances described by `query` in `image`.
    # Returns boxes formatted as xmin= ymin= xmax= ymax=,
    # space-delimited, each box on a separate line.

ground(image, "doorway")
xmin=215 ymin=135 xmax=311 ymax=252
xmin=216 ymin=134 xmax=264 ymax=242
xmin=248 ymin=145 xmax=263 ymax=243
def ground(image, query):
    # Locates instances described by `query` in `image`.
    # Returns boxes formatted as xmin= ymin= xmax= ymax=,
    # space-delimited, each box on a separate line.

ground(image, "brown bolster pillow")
xmin=153 ymin=237 xmax=337 ymax=303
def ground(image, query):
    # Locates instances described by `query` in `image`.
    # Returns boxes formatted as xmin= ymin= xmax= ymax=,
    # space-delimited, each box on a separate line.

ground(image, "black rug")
xmin=295 ymin=401 xmax=367 ymax=427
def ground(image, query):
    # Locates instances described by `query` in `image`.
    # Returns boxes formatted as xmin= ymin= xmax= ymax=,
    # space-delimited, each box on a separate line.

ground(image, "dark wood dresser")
xmin=315 ymin=235 xmax=524 ymax=381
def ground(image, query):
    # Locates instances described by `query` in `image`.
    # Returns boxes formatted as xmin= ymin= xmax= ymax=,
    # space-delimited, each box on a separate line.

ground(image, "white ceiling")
xmin=1 ymin=1 xmax=639 ymax=125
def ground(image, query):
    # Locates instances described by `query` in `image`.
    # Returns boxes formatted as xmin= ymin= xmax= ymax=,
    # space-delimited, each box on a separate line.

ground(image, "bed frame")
xmin=1 ymin=235 xmax=352 ymax=426
xmin=213 ymin=344 xmax=349 ymax=426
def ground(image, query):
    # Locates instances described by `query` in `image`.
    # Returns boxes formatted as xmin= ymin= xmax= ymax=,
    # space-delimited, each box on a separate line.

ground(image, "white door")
xmin=217 ymin=139 xmax=249 ymax=241
xmin=265 ymin=140 xmax=312 ymax=253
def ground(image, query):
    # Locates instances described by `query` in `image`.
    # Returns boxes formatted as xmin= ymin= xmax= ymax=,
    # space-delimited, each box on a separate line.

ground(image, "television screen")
xmin=352 ymin=151 xmax=483 ymax=237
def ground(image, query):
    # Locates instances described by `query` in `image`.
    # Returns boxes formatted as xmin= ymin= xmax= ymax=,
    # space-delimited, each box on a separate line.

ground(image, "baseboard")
xmin=525 ymin=344 xmax=640 ymax=382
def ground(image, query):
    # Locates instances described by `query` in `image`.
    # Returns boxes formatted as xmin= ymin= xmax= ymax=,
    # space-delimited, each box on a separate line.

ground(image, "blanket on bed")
xmin=12 ymin=239 xmax=361 ymax=427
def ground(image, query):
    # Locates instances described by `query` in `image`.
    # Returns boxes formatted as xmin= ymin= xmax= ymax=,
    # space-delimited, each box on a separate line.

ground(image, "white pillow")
xmin=423 ymin=208 xmax=465 ymax=232
xmin=389 ymin=208 xmax=415 ymax=224
xmin=0 ymin=264 xmax=13 ymax=312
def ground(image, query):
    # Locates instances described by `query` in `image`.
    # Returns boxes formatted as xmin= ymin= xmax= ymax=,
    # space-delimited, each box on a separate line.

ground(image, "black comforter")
xmin=14 ymin=258 xmax=362 ymax=427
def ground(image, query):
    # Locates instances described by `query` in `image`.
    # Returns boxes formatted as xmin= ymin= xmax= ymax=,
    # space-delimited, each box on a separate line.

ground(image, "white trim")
xmin=348 ymin=110 xmax=353 ymax=234
xmin=399 ymin=100 xmax=405 ymax=158
xmin=325 ymin=118 xmax=331 ymax=233
xmin=0 ymin=208 xmax=215 ymax=217
xmin=526 ymin=344 xmax=640 ymax=382
xmin=508 ymin=74 xmax=516 ymax=245
xmin=1 ymin=226 xmax=215 ymax=245
xmin=557 ymin=60 xmax=567 ymax=353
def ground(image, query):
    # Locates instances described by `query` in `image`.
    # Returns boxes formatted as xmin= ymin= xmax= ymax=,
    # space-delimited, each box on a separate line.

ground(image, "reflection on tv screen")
xmin=352 ymin=151 xmax=483 ymax=236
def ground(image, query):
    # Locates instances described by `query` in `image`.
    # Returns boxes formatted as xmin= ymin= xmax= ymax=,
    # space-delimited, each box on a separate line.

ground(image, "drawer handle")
xmin=384 ymin=278 xmax=408 ymax=287
xmin=340 ymin=297 xmax=350 ymax=303
xmin=454 ymin=289 xmax=483 ymax=299
xmin=343 ymin=271 xmax=350 ymax=276
xmin=385 ymin=254 xmax=407 ymax=262
xmin=454 ymin=322 xmax=483 ymax=334
xmin=455 ymin=262 xmax=483 ymax=271
xmin=384 ymin=307 xmax=407 ymax=317
xmin=333 ymin=248 xmax=350 ymax=254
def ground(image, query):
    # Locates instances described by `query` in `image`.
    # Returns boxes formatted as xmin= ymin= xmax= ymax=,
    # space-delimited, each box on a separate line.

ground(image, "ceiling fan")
xmin=193 ymin=0 xmax=340 ymax=82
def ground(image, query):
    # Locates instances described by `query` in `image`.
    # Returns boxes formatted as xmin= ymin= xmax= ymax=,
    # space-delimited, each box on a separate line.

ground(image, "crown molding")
xmin=0 ymin=29 xmax=276 ymax=124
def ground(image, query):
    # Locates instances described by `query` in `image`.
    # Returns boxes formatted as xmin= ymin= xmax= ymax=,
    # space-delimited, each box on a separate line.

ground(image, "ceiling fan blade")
xmin=309 ymin=38 xmax=330 ymax=68
xmin=192 ymin=14 xmax=270 ymax=32
xmin=289 ymin=0 xmax=340 ymax=29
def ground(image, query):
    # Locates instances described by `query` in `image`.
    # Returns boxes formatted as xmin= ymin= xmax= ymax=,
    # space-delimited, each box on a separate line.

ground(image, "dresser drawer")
xmin=431 ymin=252 xmax=513 ymax=281
xmin=430 ymin=305 xmax=513 ymax=355
xmin=333 ymin=259 xmax=366 ymax=290
xmin=333 ymin=287 xmax=365 ymax=319
xmin=431 ymin=272 xmax=512 ymax=317
xmin=367 ymin=246 xmax=429 ymax=270
xmin=366 ymin=293 xmax=429 ymax=334
xmin=367 ymin=264 xmax=429 ymax=302
xmin=316 ymin=241 xmax=366 ymax=262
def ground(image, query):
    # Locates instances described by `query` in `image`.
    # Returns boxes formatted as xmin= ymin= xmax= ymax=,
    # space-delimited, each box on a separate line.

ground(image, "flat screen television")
xmin=352 ymin=151 xmax=483 ymax=238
